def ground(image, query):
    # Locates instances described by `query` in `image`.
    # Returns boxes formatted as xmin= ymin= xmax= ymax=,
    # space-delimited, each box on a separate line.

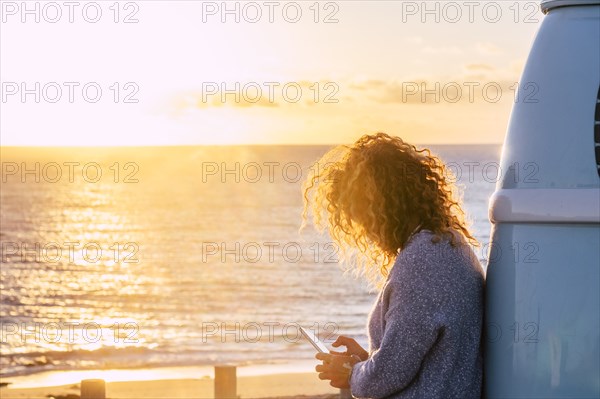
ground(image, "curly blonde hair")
xmin=302 ymin=133 xmax=478 ymax=286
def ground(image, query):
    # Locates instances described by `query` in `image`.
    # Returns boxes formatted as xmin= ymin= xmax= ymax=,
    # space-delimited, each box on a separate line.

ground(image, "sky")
xmin=0 ymin=1 xmax=543 ymax=145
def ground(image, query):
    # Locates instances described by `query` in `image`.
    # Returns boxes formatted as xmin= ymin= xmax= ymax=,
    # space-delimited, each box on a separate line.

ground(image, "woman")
xmin=303 ymin=133 xmax=484 ymax=398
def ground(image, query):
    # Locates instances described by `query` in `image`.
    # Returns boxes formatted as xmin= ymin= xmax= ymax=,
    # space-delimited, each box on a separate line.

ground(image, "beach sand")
xmin=0 ymin=372 xmax=339 ymax=399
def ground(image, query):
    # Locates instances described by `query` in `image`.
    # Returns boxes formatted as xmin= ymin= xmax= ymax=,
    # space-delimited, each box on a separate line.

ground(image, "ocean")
xmin=0 ymin=144 xmax=501 ymax=378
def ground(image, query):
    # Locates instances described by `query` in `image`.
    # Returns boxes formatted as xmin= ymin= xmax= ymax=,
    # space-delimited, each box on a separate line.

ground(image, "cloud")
xmin=476 ymin=42 xmax=504 ymax=55
xmin=168 ymin=80 xmax=343 ymax=113
xmin=509 ymin=59 xmax=526 ymax=75
xmin=171 ymin=89 xmax=280 ymax=111
xmin=421 ymin=45 xmax=464 ymax=55
xmin=465 ymin=63 xmax=495 ymax=71
xmin=403 ymin=36 xmax=424 ymax=45
xmin=348 ymin=75 xmax=522 ymax=105
xmin=166 ymin=63 xmax=524 ymax=114
xmin=349 ymin=79 xmax=387 ymax=91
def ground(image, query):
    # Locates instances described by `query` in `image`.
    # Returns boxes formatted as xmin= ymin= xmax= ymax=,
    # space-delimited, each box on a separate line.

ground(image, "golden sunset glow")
xmin=5 ymin=1 xmax=587 ymax=398
xmin=1 ymin=2 xmax=541 ymax=146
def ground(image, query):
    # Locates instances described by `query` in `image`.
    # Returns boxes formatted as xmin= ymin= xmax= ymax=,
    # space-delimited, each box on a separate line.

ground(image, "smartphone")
xmin=300 ymin=326 xmax=329 ymax=353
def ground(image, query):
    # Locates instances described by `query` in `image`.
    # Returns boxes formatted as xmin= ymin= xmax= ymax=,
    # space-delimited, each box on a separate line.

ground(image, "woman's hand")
xmin=315 ymin=352 xmax=360 ymax=388
xmin=331 ymin=335 xmax=369 ymax=361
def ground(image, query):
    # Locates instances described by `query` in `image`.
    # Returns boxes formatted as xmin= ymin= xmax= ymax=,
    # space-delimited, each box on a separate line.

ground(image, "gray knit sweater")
xmin=349 ymin=230 xmax=484 ymax=399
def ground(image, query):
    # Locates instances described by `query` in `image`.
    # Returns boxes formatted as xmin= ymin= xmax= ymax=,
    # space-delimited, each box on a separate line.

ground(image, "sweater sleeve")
xmin=350 ymin=260 xmax=444 ymax=399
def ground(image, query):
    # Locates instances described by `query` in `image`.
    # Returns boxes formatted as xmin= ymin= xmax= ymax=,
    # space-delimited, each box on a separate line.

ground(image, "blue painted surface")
xmin=484 ymin=2 xmax=600 ymax=398
xmin=485 ymin=224 xmax=600 ymax=398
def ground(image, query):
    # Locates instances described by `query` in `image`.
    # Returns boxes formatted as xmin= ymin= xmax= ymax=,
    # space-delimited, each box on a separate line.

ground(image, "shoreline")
xmin=0 ymin=361 xmax=339 ymax=398
xmin=0 ymin=373 xmax=337 ymax=399
xmin=0 ymin=360 xmax=320 ymax=389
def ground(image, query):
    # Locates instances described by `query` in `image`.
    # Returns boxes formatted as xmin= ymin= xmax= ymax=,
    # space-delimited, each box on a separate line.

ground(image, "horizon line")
xmin=0 ymin=142 xmax=504 ymax=149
